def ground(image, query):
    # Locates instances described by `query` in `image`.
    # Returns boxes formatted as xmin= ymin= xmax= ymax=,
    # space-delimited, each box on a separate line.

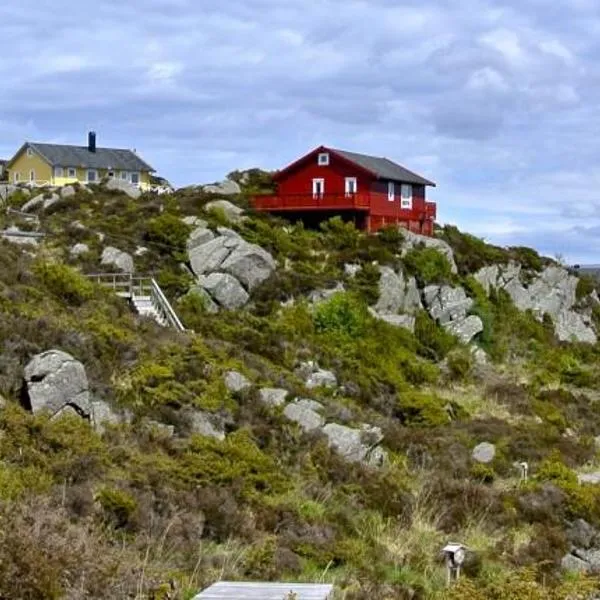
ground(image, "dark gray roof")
xmin=331 ymin=148 xmax=435 ymax=186
xmin=27 ymin=142 xmax=154 ymax=172
xmin=192 ymin=582 xmax=334 ymax=600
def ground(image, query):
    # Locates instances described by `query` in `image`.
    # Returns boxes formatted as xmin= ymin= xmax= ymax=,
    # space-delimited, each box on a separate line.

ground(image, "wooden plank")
xmin=193 ymin=582 xmax=334 ymax=600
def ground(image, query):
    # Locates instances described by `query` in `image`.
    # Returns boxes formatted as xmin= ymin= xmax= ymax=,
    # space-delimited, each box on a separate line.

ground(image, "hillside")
xmin=1 ymin=177 xmax=600 ymax=599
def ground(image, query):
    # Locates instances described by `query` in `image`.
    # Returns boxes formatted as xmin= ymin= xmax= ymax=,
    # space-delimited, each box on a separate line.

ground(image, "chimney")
xmin=88 ymin=131 xmax=96 ymax=153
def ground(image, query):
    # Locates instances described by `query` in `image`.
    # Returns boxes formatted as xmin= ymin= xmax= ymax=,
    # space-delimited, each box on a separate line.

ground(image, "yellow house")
xmin=7 ymin=132 xmax=155 ymax=190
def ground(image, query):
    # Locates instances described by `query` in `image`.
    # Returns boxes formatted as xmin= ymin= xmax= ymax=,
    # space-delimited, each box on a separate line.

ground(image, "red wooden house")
xmin=252 ymin=145 xmax=437 ymax=235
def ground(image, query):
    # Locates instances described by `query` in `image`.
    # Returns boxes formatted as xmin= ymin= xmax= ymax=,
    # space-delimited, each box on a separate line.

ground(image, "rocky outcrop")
xmin=259 ymin=388 xmax=288 ymax=408
xmin=187 ymin=227 xmax=276 ymax=310
xmin=101 ymin=246 xmax=134 ymax=274
xmin=186 ymin=286 xmax=220 ymax=313
xmin=370 ymin=266 xmax=422 ymax=332
xmin=204 ymin=199 xmax=244 ymax=223
xmin=23 ymin=350 xmax=90 ymax=418
xmin=474 ymin=263 xmax=597 ymax=344
xmin=42 ymin=193 xmax=60 ymax=210
xmin=105 ymin=178 xmax=142 ymax=199
xmin=472 ymin=442 xmax=496 ymax=464
xmin=60 ymin=185 xmax=76 ymax=199
xmin=21 ymin=193 xmax=46 ymax=212
xmin=203 ymin=180 xmax=242 ymax=196
xmin=224 ymin=370 xmax=252 ymax=393
xmin=199 ymin=273 xmax=249 ymax=309
xmin=445 ymin=315 xmax=484 ymax=344
xmin=91 ymin=400 xmax=127 ymax=434
xmin=423 ymin=285 xmax=483 ymax=343
xmin=70 ymin=243 xmax=89 ymax=258
xmin=322 ymin=423 xmax=387 ymax=467
xmin=401 ymin=229 xmax=458 ymax=274
xmin=187 ymin=410 xmax=226 ymax=440
xmin=283 ymin=399 xmax=325 ymax=432
xmin=296 ymin=361 xmax=338 ymax=390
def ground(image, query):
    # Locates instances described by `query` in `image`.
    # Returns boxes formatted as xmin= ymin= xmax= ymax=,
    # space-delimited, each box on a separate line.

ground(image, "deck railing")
xmin=86 ymin=272 xmax=186 ymax=332
xmin=253 ymin=192 xmax=372 ymax=211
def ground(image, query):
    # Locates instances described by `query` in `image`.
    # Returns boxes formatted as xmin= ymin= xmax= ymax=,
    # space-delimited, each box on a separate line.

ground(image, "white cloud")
xmin=0 ymin=0 xmax=599 ymax=261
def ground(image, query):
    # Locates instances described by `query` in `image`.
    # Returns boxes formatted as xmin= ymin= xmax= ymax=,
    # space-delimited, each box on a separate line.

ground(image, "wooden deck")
xmin=192 ymin=581 xmax=334 ymax=600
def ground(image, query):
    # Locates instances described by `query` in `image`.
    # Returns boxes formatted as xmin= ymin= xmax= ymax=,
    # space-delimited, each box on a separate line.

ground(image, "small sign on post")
xmin=442 ymin=543 xmax=466 ymax=586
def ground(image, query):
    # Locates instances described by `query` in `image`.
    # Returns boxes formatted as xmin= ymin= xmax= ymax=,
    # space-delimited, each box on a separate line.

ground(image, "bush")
xmin=403 ymin=246 xmax=453 ymax=285
xmin=447 ymin=348 xmax=474 ymax=381
xmin=414 ymin=311 xmax=457 ymax=361
xmin=314 ymin=292 xmax=367 ymax=338
xmin=395 ymin=391 xmax=451 ymax=427
xmin=33 ymin=261 xmax=96 ymax=305
xmin=144 ymin=213 xmax=190 ymax=260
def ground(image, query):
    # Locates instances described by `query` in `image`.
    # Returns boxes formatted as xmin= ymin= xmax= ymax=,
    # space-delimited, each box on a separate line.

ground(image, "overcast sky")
xmin=2 ymin=0 xmax=600 ymax=263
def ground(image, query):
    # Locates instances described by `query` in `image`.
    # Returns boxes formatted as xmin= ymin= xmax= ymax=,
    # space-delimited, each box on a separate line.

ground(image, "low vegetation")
xmin=0 ymin=180 xmax=598 ymax=598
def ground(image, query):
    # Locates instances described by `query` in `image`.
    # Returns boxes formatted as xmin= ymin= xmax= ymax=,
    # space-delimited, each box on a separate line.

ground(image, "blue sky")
xmin=2 ymin=0 xmax=600 ymax=263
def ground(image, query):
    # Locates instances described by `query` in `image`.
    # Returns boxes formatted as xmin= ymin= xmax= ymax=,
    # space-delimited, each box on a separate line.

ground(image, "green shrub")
xmin=403 ymin=246 xmax=453 ymax=285
xmin=320 ymin=216 xmax=360 ymax=251
xmin=447 ymin=348 xmax=474 ymax=381
xmin=314 ymin=292 xmax=368 ymax=338
xmin=33 ymin=261 xmax=95 ymax=305
xmin=414 ymin=311 xmax=457 ymax=361
xmin=346 ymin=262 xmax=381 ymax=305
xmin=96 ymin=487 xmax=137 ymax=529
xmin=145 ymin=214 xmax=190 ymax=260
xmin=576 ymin=275 xmax=597 ymax=300
xmin=395 ymin=391 xmax=451 ymax=426
xmin=470 ymin=462 xmax=496 ymax=484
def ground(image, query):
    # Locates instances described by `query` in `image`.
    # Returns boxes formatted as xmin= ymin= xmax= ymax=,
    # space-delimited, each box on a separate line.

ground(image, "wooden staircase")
xmin=86 ymin=273 xmax=186 ymax=332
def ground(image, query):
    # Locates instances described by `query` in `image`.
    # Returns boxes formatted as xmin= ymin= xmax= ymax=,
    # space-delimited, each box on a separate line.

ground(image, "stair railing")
xmin=86 ymin=272 xmax=185 ymax=332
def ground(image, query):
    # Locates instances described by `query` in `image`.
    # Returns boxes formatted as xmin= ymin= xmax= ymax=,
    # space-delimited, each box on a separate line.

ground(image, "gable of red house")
xmin=253 ymin=145 xmax=437 ymax=236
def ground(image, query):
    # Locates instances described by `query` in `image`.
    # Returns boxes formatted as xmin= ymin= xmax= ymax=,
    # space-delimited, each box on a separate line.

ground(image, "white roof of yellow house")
xmin=8 ymin=141 xmax=155 ymax=173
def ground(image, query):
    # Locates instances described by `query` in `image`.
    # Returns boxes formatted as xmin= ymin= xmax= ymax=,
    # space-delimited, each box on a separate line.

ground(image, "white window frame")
xmin=388 ymin=181 xmax=395 ymax=202
xmin=29 ymin=169 xmax=36 ymax=182
xmin=67 ymin=167 xmax=77 ymax=178
xmin=13 ymin=172 xmax=19 ymax=183
xmin=312 ymin=178 xmax=325 ymax=198
xmin=317 ymin=152 xmax=330 ymax=166
xmin=54 ymin=166 xmax=64 ymax=178
xmin=26 ymin=147 xmax=33 ymax=157
xmin=87 ymin=169 xmax=98 ymax=183
xmin=120 ymin=171 xmax=129 ymax=181
xmin=400 ymin=184 xmax=413 ymax=209
xmin=130 ymin=171 xmax=140 ymax=185
xmin=345 ymin=177 xmax=357 ymax=196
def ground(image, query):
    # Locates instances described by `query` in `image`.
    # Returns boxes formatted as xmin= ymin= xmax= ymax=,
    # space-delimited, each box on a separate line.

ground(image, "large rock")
xmin=283 ymin=399 xmax=325 ymax=432
xmin=199 ymin=273 xmax=249 ymax=309
xmin=60 ymin=185 xmax=76 ymax=199
xmin=101 ymin=246 xmax=134 ymax=274
xmin=300 ymin=363 xmax=337 ymax=389
xmin=204 ymin=199 xmax=244 ymax=223
xmin=475 ymin=263 xmax=597 ymax=344
xmin=567 ymin=519 xmax=598 ymax=549
xmin=105 ymin=178 xmax=142 ymax=199
xmin=401 ymin=229 xmax=458 ymax=274
xmin=189 ymin=237 xmax=233 ymax=276
xmin=555 ymin=310 xmax=597 ymax=344
xmin=23 ymin=350 xmax=90 ymax=418
xmin=187 ymin=225 xmax=215 ymax=252
xmin=374 ymin=267 xmax=422 ymax=315
xmin=224 ymin=370 xmax=252 ymax=393
xmin=562 ymin=553 xmax=591 ymax=574
xmin=70 ymin=243 xmax=89 ymax=258
xmin=444 ymin=315 xmax=484 ymax=344
xmin=189 ymin=232 xmax=276 ymax=297
xmin=203 ymin=180 xmax=242 ymax=196
xmin=42 ymin=193 xmax=60 ymax=210
xmin=220 ymin=242 xmax=277 ymax=291
xmin=182 ymin=216 xmax=207 ymax=228
xmin=321 ymin=423 xmax=386 ymax=465
xmin=21 ymin=193 xmax=46 ymax=212
xmin=424 ymin=285 xmax=473 ymax=325
xmin=370 ymin=310 xmax=416 ymax=332
xmin=259 ymin=388 xmax=288 ymax=408
xmin=472 ymin=442 xmax=496 ymax=464
xmin=188 ymin=410 xmax=226 ymax=440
